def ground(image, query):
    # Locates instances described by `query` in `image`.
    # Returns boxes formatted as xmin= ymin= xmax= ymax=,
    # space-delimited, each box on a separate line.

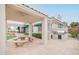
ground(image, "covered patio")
xmin=6 ymin=4 xmax=49 ymax=43
xmin=0 ymin=4 xmax=49 ymax=54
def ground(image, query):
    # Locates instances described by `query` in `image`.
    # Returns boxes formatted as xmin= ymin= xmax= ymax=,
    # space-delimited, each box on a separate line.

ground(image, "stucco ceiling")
xmin=6 ymin=4 xmax=44 ymax=23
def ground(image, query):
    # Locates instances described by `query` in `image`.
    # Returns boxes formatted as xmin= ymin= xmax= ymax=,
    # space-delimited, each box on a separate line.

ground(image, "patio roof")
xmin=6 ymin=4 xmax=63 ymax=24
xmin=6 ymin=4 xmax=49 ymax=23
xmin=22 ymin=4 xmax=49 ymax=18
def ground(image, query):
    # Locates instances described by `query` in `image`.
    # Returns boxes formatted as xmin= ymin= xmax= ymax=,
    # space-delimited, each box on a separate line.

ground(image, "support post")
xmin=0 ymin=4 xmax=6 ymax=54
xmin=29 ymin=23 xmax=32 ymax=38
xmin=42 ymin=18 xmax=48 ymax=44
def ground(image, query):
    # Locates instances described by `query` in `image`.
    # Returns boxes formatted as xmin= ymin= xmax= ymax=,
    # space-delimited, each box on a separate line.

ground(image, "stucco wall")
xmin=49 ymin=33 xmax=68 ymax=40
xmin=52 ymin=23 xmax=58 ymax=29
xmin=0 ymin=5 xmax=6 ymax=54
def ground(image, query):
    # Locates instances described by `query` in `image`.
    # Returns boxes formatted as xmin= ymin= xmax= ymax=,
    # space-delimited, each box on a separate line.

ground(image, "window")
xmin=48 ymin=23 xmax=52 ymax=31
xmin=58 ymin=24 xmax=63 ymax=28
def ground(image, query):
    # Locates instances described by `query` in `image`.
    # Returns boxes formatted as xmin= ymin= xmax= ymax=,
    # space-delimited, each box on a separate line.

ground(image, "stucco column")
xmin=19 ymin=26 xmax=21 ymax=33
xmin=29 ymin=23 xmax=32 ymax=38
xmin=19 ymin=26 xmax=23 ymax=33
xmin=0 ymin=5 xmax=6 ymax=54
xmin=42 ymin=18 xmax=48 ymax=44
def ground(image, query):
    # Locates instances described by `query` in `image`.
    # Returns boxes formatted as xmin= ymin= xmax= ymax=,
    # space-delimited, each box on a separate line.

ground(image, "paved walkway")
xmin=6 ymin=38 xmax=79 ymax=55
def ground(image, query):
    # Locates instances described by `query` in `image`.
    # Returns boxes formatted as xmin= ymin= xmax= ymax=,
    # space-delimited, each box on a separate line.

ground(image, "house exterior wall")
xmin=52 ymin=23 xmax=58 ymax=29
xmin=33 ymin=26 xmax=38 ymax=33
xmin=48 ymin=18 xmax=68 ymax=40
xmin=62 ymin=33 xmax=68 ymax=40
xmin=77 ymin=34 xmax=79 ymax=39
xmin=33 ymin=26 xmax=42 ymax=33
xmin=49 ymin=32 xmax=68 ymax=40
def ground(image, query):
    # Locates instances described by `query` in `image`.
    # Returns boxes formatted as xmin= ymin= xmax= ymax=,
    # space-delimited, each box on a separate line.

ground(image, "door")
xmin=58 ymin=35 xmax=62 ymax=39
xmin=51 ymin=35 xmax=53 ymax=39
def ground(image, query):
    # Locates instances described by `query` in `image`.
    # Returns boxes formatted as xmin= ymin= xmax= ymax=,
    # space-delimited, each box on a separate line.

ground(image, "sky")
xmin=30 ymin=4 xmax=79 ymax=24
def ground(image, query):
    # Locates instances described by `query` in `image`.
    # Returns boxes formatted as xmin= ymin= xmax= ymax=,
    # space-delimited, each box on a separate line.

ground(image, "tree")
xmin=63 ymin=22 xmax=68 ymax=26
xmin=70 ymin=22 xmax=79 ymax=27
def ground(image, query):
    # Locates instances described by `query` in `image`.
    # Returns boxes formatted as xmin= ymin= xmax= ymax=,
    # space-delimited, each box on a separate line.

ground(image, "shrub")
xmin=32 ymin=33 xmax=42 ymax=39
xmin=68 ymin=29 xmax=79 ymax=37
xmin=25 ymin=32 xmax=29 ymax=35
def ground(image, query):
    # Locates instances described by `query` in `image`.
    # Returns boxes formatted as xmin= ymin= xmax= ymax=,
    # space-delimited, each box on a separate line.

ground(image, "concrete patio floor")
xmin=6 ymin=38 xmax=79 ymax=55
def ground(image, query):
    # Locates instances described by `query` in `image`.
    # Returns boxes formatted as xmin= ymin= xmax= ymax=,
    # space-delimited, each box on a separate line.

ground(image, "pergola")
xmin=0 ymin=4 xmax=49 ymax=54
